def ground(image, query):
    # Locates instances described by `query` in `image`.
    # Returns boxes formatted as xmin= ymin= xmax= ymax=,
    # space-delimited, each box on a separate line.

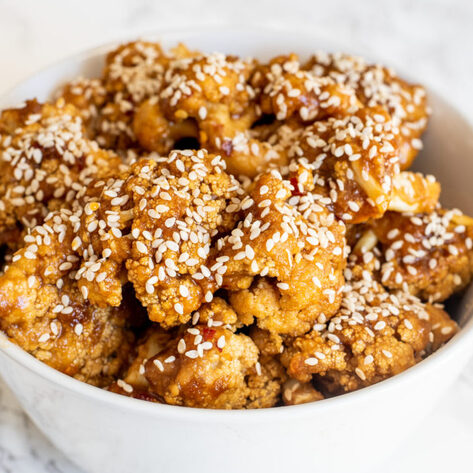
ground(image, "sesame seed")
xmin=304 ymin=357 xmax=318 ymax=366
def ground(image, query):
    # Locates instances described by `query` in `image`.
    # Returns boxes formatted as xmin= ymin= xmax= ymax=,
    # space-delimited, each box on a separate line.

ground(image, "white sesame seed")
xmin=304 ymin=357 xmax=318 ymax=366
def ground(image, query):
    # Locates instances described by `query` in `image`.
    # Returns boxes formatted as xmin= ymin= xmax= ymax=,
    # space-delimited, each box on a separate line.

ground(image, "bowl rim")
xmin=1 ymin=25 xmax=473 ymax=421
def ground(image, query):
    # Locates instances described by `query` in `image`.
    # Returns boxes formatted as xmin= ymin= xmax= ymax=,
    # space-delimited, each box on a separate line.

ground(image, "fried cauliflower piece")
xmin=160 ymin=52 xmax=255 ymax=136
xmin=251 ymin=54 xmax=360 ymax=122
xmin=369 ymin=208 xmax=473 ymax=301
xmin=0 ymin=210 xmax=135 ymax=386
xmin=214 ymin=165 xmax=346 ymax=336
xmin=134 ymin=51 xmax=267 ymax=176
xmin=125 ymin=150 xmax=242 ymax=326
xmin=110 ymin=299 xmax=286 ymax=408
xmin=143 ymin=323 xmax=260 ymax=409
xmin=306 ymin=52 xmax=429 ymax=169
xmin=58 ymin=41 xmax=173 ymax=152
xmin=281 ymin=261 xmax=457 ymax=394
xmin=0 ymin=99 xmax=122 ymax=244
xmin=288 ymin=106 xmax=401 ymax=223
xmin=99 ymin=41 xmax=170 ymax=150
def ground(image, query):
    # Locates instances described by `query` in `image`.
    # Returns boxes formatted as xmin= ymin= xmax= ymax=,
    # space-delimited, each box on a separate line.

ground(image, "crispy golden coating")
xmin=191 ymin=296 xmax=240 ymax=328
xmin=214 ymin=166 xmax=346 ymax=335
xmin=58 ymin=41 xmax=177 ymax=152
xmin=306 ymin=52 xmax=429 ymax=169
xmin=133 ymin=99 xmax=199 ymax=155
xmin=144 ymin=323 xmax=260 ymax=409
xmin=370 ymin=208 xmax=473 ymax=301
xmin=160 ymin=53 xmax=255 ymax=134
xmin=0 ymin=100 xmax=122 ymax=242
xmin=99 ymin=41 xmax=170 ymax=150
xmin=251 ymin=54 xmax=360 ymax=122
xmin=288 ymin=106 xmax=401 ymax=223
xmin=111 ymin=300 xmax=286 ymax=409
xmin=0 ymin=210 xmax=135 ymax=386
xmin=133 ymin=51 xmax=268 ymax=177
xmin=124 ymin=150 xmax=242 ymax=326
xmin=281 ymin=261 xmax=457 ymax=394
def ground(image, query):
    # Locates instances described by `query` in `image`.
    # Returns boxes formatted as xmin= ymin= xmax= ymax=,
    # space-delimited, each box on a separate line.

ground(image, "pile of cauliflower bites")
xmin=0 ymin=41 xmax=470 ymax=409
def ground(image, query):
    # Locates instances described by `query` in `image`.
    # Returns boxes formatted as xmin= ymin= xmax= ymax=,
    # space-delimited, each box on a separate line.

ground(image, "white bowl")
xmin=1 ymin=27 xmax=473 ymax=473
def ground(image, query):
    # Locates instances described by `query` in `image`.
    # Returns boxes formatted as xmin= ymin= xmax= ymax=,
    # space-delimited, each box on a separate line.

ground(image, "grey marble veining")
xmin=0 ymin=1 xmax=472 ymax=472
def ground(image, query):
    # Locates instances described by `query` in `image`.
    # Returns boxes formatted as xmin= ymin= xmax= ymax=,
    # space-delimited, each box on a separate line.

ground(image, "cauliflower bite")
xmin=110 ymin=299 xmax=286 ymax=409
xmin=98 ymin=40 xmax=170 ymax=150
xmin=0 ymin=99 xmax=122 ymax=243
xmin=288 ymin=106 xmax=401 ymax=223
xmin=306 ymin=52 xmax=429 ymax=169
xmin=143 ymin=323 xmax=263 ymax=409
xmin=58 ymin=41 xmax=172 ymax=151
xmin=0 ymin=209 xmax=135 ymax=386
xmin=134 ymin=51 xmax=278 ymax=177
xmin=369 ymin=208 xmax=473 ymax=302
xmin=124 ymin=150 xmax=242 ymax=326
xmin=251 ymin=54 xmax=360 ymax=122
xmin=214 ymin=165 xmax=347 ymax=336
xmin=282 ymin=261 xmax=457 ymax=394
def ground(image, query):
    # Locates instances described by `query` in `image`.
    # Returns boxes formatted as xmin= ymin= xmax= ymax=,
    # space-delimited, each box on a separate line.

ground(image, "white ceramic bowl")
xmin=1 ymin=27 xmax=473 ymax=473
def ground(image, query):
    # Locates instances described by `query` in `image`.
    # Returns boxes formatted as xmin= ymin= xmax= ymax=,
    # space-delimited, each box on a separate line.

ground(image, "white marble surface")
xmin=0 ymin=0 xmax=472 ymax=471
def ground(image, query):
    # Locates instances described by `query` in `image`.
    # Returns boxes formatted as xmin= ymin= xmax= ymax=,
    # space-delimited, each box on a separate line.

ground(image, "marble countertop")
xmin=0 ymin=0 xmax=472 ymax=471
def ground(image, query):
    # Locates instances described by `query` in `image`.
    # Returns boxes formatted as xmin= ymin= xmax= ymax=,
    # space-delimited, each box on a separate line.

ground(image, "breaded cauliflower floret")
xmin=125 ymin=150 xmax=242 ymax=326
xmin=288 ymin=106 xmax=401 ymax=223
xmin=134 ymin=52 xmax=264 ymax=176
xmin=214 ymin=165 xmax=346 ymax=335
xmin=0 ymin=210 xmax=135 ymax=386
xmin=370 ymin=208 xmax=473 ymax=301
xmin=0 ymin=100 xmax=122 ymax=243
xmin=111 ymin=301 xmax=287 ymax=409
xmin=251 ymin=54 xmax=360 ymax=122
xmin=100 ymin=41 xmax=170 ymax=150
xmin=306 ymin=52 xmax=429 ymax=169
xmin=281 ymin=262 xmax=457 ymax=394
xmin=109 ymin=298 xmax=287 ymax=409
xmin=144 ymin=324 xmax=259 ymax=409
xmin=160 ymin=52 xmax=255 ymax=131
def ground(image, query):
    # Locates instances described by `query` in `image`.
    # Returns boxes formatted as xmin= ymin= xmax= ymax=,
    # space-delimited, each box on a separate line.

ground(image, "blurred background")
xmin=0 ymin=0 xmax=472 ymax=472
